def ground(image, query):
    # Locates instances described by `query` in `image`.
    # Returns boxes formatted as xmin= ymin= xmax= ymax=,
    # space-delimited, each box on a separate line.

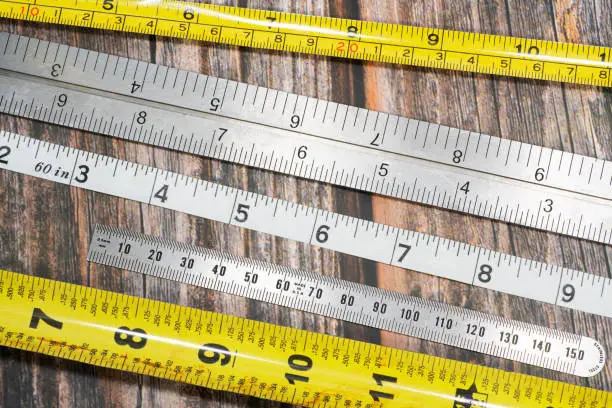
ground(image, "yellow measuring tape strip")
xmin=0 ymin=268 xmax=608 ymax=407
xmin=1 ymin=0 xmax=610 ymax=87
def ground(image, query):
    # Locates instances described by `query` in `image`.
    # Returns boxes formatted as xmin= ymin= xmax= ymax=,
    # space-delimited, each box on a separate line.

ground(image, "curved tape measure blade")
xmin=0 ymin=33 xmax=610 ymax=244
xmin=0 ymin=130 xmax=611 ymax=320
xmin=86 ymin=225 xmax=606 ymax=377
xmin=0 ymin=1 xmax=610 ymax=86
xmin=0 ymin=269 xmax=609 ymax=408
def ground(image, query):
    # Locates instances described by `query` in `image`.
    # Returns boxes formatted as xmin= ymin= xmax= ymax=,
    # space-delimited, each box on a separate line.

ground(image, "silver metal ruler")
xmin=0 ymin=32 xmax=610 ymax=244
xmin=87 ymin=225 xmax=605 ymax=377
xmin=1 ymin=130 xmax=611 ymax=321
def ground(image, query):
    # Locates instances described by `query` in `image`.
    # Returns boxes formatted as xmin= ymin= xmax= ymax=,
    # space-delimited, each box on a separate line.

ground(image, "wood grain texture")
xmin=0 ymin=0 xmax=610 ymax=406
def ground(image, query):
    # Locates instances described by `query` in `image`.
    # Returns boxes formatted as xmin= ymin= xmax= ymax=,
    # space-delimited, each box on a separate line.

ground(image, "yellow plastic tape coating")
xmin=0 ymin=269 xmax=608 ymax=407
xmin=0 ymin=0 xmax=610 ymax=87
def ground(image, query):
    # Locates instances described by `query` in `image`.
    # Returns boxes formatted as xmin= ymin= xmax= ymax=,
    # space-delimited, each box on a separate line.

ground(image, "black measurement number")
xmin=130 ymin=81 xmax=142 ymax=94
xmin=51 ymin=63 xmax=62 ymax=77
xmin=347 ymin=25 xmax=358 ymax=38
xmin=209 ymin=97 xmax=221 ymax=111
xmin=499 ymin=331 xmax=519 ymax=345
xmin=314 ymin=225 xmax=329 ymax=243
xmin=477 ymin=264 xmax=493 ymax=283
xmin=369 ymin=373 xmax=397 ymax=401
xmin=114 ymin=326 xmax=148 ymax=349
xmin=435 ymin=317 xmax=453 ymax=330
xmin=74 ymin=165 xmax=89 ymax=183
xmin=290 ymin=114 xmax=301 ymax=128
xmin=370 ymin=132 xmax=382 ymax=146
xmin=466 ymin=324 xmax=485 ymax=337
xmin=285 ymin=354 xmax=313 ymax=384
xmin=373 ymin=302 xmax=387 ymax=314
xmin=400 ymin=308 xmax=419 ymax=321
xmin=198 ymin=343 xmax=231 ymax=365
xmin=244 ymin=272 xmax=258 ymax=283
xmin=216 ymin=127 xmax=228 ymax=141
xmin=516 ymin=44 xmax=540 ymax=55
xmin=212 ymin=265 xmax=226 ymax=276
xmin=309 ymin=287 xmax=323 ymax=299
xmin=340 ymin=294 xmax=354 ymax=306
xmin=136 ymin=111 xmax=147 ymax=124
xmin=56 ymin=93 xmax=68 ymax=107
xmin=276 ymin=279 xmax=290 ymax=291
xmin=533 ymin=340 xmax=551 ymax=353
xmin=378 ymin=163 xmax=389 ymax=176
xmin=427 ymin=33 xmax=439 ymax=46
xmin=148 ymin=249 xmax=163 ymax=262
xmin=543 ymin=198 xmax=553 ymax=213
xmin=0 ymin=146 xmax=11 ymax=165
xmin=560 ymin=284 xmax=575 ymax=303
xmin=29 ymin=308 xmax=63 ymax=330
xmin=102 ymin=0 xmax=114 ymax=10
xmin=180 ymin=257 xmax=194 ymax=269
xmin=154 ymin=185 xmax=169 ymax=203
xmin=452 ymin=149 xmax=463 ymax=163
xmin=183 ymin=7 xmax=195 ymax=20
xmin=566 ymin=347 xmax=584 ymax=360
xmin=396 ymin=243 xmax=412 ymax=262
xmin=297 ymin=145 xmax=308 ymax=159
xmin=233 ymin=203 xmax=250 ymax=223
xmin=118 ymin=242 xmax=131 ymax=254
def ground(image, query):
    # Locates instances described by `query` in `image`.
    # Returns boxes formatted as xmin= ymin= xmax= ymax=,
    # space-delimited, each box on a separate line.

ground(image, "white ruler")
xmin=0 ymin=32 xmax=610 ymax=244
xmin=87 ymin=225 xmax=605 ymax=377
xmin=1 ymin=130 xmax=611 ymax=321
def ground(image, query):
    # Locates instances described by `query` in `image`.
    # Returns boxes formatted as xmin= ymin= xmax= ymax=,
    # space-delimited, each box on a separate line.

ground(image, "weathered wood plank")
xmin=0 ymin=0 xmax=610 ymax=406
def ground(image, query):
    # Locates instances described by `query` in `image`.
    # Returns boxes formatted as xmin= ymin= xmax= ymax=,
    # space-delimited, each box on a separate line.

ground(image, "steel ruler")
xmin=1 ymin=130 xmax=611 ymax=321
xmin=87 ymin=225 xmax=605 ymax=377
xmin=0 ymin=268 xmax=609 ymax=407
xmin=0 ymin=33 xmax=610 ymax=244
xmin=0 ymin=0 xmax=611 ymax=87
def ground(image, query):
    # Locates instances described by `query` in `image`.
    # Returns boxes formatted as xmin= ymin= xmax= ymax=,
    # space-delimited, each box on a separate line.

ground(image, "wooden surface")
xmin=0 ymin=0 xmax=611 ymax=406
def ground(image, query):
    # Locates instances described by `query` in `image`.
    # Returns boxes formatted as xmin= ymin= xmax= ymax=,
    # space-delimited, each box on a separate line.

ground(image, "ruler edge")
xmin=1 ymin=129 xmax=611 ymax=320
xmin=86 ymin=224 xmax=608 ymax=377
xmin=2 ymin=30 xmax=611 ymax=204
xmin=0 ymin=0 xmax=611 ymax=88
xmin=0 ymin=267 xmax=609 ymax=404
xmin=0 ymin=36 xmax=611 ymax=247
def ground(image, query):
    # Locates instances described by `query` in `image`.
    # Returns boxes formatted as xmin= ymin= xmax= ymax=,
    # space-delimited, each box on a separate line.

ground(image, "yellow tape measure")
xmin=1 ymin=0 xmax=610 ymax=87
xmin=0 ymin=269 xmax=608 ymax=407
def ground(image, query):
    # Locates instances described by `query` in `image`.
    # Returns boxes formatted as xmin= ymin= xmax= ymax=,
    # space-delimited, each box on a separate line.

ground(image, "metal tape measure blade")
xmin=0 ymin=33 xmax=610 ymax=244
xmin=0 ymin=130 xmax=611 ymax=319
xmin=0 ymin=1 xmax=610 ymax=86
xmin=0 ymin=269 xmax=609 ymax=407
xmin=86 ymin=224 xmax=606 ymax=377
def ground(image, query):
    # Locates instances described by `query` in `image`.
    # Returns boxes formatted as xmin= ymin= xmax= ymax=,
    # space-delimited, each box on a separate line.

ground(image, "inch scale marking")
xmin=0 ymin=33 xmax=610 ymax=244
xmin=87 ymin=225 xmax=605 ymax=377
xmin=1 ymin=130 xmax=611 ymax=320
xmin=0 ymin=0 xmax=610 ymax=87
xmin=0 ymin=269 xmax=610 ymax=408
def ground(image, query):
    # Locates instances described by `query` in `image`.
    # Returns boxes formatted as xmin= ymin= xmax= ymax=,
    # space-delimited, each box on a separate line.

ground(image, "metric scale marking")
xmin=0 ymin=269 xmax=609 ymax=408
xmin=1 ymin=130 xmax=611 ymax=321
xmin=0 ymin=34 xmax=610 ymax=244
xmin=0 ymin=0 xmax=610 ymax=87
xmin=86 ymin=224 xmax=606 ymax=377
